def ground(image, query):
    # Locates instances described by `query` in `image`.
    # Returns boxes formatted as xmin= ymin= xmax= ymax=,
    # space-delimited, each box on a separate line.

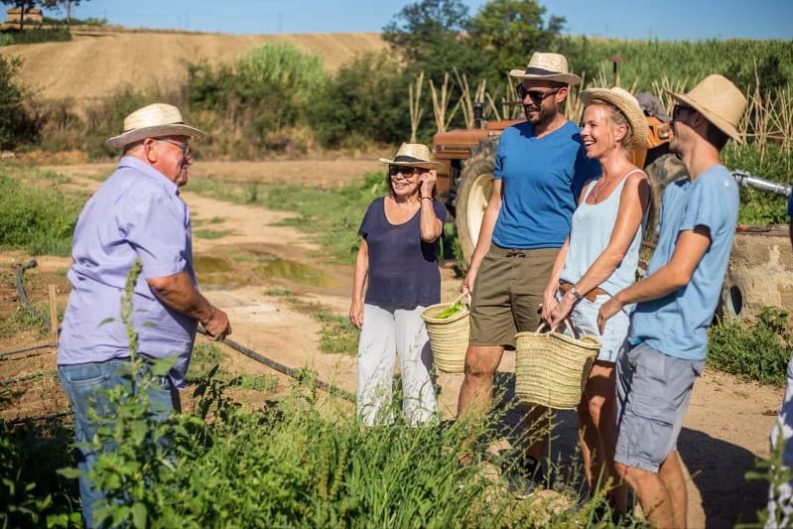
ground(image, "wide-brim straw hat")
xmin=106 ymin=103 xmax=205 ymax=148
xmin=666 ymin=74 xmax=747 ymax=144
xmin=378 ymin=143 xmax=444 ymax=171
xmin=581 ymin=86 xmax=649 ymax=148
xmin=509 ymin=52 xmax=581 ymax=86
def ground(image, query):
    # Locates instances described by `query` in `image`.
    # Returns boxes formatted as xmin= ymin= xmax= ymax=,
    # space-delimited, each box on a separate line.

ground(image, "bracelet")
xmin=421 ymin=196 xmax=432 ymax=200
xmin=569 ymin=285 xmax=584 ymax=301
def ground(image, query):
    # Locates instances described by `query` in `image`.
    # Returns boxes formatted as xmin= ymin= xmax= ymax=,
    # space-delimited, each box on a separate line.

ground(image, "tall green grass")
xmin=0 ymin=168 xmax=81 ymax=255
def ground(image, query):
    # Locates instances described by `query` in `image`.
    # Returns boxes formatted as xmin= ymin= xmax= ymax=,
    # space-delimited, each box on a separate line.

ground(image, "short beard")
xmin=524 ymin=103 xmax=559 ymax=127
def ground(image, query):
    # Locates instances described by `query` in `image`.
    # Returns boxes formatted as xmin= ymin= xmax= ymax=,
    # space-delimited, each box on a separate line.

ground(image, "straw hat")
xmin=509 ymin=52 xmax=581 ymax=86
xmin=106 ymin=103 xmax=205 ymax=148
xmin=378 ymin=143 xmax=444 ymax=171
xmin=667 ymin=74 xmax=747 ymax=144
xmin=581 ymin=87 xmax=649 ymax=148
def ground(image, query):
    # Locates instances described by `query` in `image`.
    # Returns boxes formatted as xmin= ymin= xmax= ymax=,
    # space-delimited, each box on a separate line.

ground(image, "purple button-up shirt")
xmin=58 ymin=156 xmax=198 ymax=388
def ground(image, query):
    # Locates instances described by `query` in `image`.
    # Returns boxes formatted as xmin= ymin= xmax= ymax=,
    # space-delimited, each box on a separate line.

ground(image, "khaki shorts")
xmin=469 ymin=245 xmax=559 ymax=349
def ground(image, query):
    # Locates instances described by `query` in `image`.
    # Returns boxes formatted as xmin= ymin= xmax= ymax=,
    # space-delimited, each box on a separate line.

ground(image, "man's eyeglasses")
xmin=672 ymin=104 xmax=696 ymax=120
xmin=157 ymin=138 xmax=192 ymax=159
xmin=389 ymin=165 xmax=421 ymax=177
xmin=515 ymin=84 xmax=559 ymax=105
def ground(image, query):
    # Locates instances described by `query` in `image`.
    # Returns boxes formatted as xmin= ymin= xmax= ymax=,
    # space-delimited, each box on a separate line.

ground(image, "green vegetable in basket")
xmin=436 ymin=300 xmax=464 ymax=319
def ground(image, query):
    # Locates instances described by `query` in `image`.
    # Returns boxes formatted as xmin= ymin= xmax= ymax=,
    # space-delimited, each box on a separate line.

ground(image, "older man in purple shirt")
xmin=57 ymin=103 xmax=231 ymax=527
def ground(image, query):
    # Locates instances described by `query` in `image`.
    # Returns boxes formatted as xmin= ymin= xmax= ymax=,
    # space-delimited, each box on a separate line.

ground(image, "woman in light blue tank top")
xmin=540 ymin=87 xmax=650 ymax=512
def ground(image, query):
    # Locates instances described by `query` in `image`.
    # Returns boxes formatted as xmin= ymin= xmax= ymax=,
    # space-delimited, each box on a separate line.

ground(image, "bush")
xmin=708 ymin=308 xmax=793 ymax=386
xmin=0 ymin=55 xmax=43 ymax=149
xmin=187 ymin=42 xmax=327 ymax=157
xmin=0 ymin=27 xmax=71 ymax=46
xmin=310 ymin=51 xmax=413 ymax=148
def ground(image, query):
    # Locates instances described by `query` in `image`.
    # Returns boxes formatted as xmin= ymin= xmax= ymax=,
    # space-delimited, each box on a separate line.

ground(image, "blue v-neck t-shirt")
xmin=491 ymin=120 xmax=599 ymax=249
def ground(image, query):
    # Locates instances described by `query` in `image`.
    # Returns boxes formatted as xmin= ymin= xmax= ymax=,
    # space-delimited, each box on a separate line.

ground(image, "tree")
xmin=382 ymin=0 xmax=486 ymax=82
xmin=41 ymin=0 xmax=90 ymax=28
xmin=468 ymin=0 xmax=565 ymax=81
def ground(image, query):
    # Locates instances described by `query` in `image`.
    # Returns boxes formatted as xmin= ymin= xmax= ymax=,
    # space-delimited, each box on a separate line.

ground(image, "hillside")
xmin=0 ymin=28 xmax=387 ymax=101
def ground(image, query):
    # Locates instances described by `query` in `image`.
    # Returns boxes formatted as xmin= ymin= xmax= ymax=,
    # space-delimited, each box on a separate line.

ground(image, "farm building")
xmin=6 ymin=7 xmax=43 ymax=23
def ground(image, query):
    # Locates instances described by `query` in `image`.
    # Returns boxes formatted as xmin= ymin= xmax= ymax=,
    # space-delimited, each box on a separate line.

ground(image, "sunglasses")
xmin=389 ymin=165 xmax=422 ymax=177
xmin=672 ymin=104 xmax=696 ymax=120
xmin=515 ymin=84 xmax=559 ymax=105
xmin=157 ymin=138 xmax=192 ymax=159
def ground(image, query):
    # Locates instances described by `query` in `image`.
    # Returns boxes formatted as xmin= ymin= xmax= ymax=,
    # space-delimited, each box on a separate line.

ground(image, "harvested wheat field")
xmin=0 ymin=28 xmax=386 ymax=102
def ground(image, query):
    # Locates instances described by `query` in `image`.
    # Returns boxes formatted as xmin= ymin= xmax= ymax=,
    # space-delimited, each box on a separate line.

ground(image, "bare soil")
xmin=1 ymin=161 xmax=785 ymax=528
xmin=0 ymin=29 xmax=386 ymax=102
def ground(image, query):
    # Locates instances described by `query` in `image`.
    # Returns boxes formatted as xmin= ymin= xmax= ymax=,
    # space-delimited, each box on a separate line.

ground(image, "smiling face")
xmin=518 ymin=80 xmax=566 ymax=126
xmin=388 ymin=165 xmax=422 ymax=199
xmin=580 ymin=102 xmax=629 ymax=160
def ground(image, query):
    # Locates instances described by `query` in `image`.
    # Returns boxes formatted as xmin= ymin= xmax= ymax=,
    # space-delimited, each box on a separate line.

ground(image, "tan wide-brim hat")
xmin=667 ymin=74 xmax=747 ymax=144
xmin=581 ymin=86 xmax=649 ymax=148
xmin=509 ymin=52 xmax=581 ymax=86
xmin=378 ymin=143 xmax=444 ymax=171
xmin=106 ymin=103 xmax=205 ymax=148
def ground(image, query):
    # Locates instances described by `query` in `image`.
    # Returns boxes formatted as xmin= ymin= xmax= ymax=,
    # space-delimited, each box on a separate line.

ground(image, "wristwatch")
xmin=569 ymin=285 xmax=584 ymax=301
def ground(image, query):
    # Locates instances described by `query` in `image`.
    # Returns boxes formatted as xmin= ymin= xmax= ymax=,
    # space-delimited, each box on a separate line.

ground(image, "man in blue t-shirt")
xmin=457 ymin=52 xmax=598 ymax=482
xmin=597 ymin=75 xmax=747 ymax=528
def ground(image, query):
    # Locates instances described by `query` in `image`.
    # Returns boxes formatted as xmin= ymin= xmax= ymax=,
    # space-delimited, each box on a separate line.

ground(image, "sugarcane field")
xmin=2 ymin=2 xmax=793 ymax=528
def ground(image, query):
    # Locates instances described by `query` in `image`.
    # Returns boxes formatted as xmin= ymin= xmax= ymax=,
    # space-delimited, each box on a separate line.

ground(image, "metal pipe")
xmin=732 ymin=170 xmax=792 ymax=198
xmin=197 ymin=326 xmax=356 ymax=403
xmin=0 ymin=342 xmax=55 ymax=358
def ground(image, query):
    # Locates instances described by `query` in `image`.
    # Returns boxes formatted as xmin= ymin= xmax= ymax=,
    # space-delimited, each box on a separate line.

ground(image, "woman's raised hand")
xmin=419 ymin=169 xmax=437 ymax=198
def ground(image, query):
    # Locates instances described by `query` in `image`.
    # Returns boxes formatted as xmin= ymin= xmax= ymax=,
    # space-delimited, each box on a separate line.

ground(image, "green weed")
xmin=192 ymin=228 xmax=233 ymax=240
xmin=708 ymin=308 xmax=793 ymax=386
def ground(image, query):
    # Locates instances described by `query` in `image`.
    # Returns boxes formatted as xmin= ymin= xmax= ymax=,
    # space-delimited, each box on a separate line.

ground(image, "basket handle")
xmin=537 ymin=319 xmax=576 ymax=337
xmin=451 ymin=292 xmax=471 ymax=306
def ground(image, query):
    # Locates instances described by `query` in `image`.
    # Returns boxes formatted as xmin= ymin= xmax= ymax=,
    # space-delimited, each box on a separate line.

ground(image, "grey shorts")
xmin=614 ymin=342 xmax=703 ymax=472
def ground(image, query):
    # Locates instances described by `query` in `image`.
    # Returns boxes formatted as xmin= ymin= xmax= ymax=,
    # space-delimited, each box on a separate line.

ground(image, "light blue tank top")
xmin=560 ymin=169 xmax=647 ymax=296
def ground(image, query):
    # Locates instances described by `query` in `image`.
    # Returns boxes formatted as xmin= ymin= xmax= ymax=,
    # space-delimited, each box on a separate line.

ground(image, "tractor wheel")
xmin=455 ymin=151 xmax=495 ymax=268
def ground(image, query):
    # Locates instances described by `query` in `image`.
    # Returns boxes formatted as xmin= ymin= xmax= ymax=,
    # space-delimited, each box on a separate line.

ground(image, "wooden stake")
xmin=48 ymin=285 xmax=58 ymax=345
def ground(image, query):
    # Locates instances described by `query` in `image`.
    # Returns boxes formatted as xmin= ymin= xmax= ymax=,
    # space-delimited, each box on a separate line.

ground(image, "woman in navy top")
xmin=350 ymin=143 xmax=446 ymax=426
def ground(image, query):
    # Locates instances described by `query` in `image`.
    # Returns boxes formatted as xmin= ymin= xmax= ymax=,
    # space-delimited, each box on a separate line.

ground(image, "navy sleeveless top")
xmin=358 ymin=197 xmax=447 ymax=309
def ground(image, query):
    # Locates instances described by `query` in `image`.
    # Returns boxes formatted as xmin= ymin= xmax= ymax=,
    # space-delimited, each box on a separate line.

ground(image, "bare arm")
xmin=597 ymin=226 xmax=711 ymax=332
xmin=349 ymin=239 xmax=369 ymax=329
xmin=147 ymin=272 xmax=230 ymax=339
xmin=418 ymin=170 xmax=443 ymax=242
xmin=462 ymin=178 xmax=503 ymax=294
xmin=541 ymin=238 xmax=570 ymax=323
xmin=550 ymin=174 xmax=650 ymax=326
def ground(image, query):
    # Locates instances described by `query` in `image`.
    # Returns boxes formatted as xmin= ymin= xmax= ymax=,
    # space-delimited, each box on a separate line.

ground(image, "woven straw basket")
xmin=514 ymin=322 xmax=601 ymax=409
xmin=421 ymin=294 xmax=470 ymax=373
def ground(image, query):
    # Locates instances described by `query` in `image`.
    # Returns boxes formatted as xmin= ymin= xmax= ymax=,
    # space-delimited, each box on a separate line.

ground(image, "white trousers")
xmin=356 ymin=304 xmax=437 ymax=426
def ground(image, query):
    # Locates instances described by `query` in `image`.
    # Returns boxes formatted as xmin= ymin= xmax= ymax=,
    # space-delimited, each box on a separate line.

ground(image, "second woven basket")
xmin=514 ymin=322 xmax=601 ymax=409
xmin=421 ymin=294 xmax=470 ymax=373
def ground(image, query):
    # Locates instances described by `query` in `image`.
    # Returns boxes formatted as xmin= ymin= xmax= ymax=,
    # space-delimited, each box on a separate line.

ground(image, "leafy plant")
xmin=708 ymin=308 xmax=793 ymax=386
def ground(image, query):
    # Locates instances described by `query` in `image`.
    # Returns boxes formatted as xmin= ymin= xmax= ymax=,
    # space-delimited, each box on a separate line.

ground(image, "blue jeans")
xmin=58 ymin=358 xmax=178 ymax=529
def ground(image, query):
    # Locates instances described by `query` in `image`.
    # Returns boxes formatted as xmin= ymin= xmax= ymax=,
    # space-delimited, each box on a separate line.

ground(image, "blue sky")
xmin=63 ymin=0 xmax=793 ymax=40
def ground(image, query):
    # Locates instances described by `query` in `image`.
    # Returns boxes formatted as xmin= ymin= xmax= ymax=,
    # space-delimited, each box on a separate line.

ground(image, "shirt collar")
xmin=118 ymin=156 xmax=180 ymax=196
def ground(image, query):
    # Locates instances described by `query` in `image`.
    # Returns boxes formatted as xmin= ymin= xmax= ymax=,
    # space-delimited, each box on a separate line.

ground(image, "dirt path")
xmin=2 ymin=163 xmax=785 ymax=528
